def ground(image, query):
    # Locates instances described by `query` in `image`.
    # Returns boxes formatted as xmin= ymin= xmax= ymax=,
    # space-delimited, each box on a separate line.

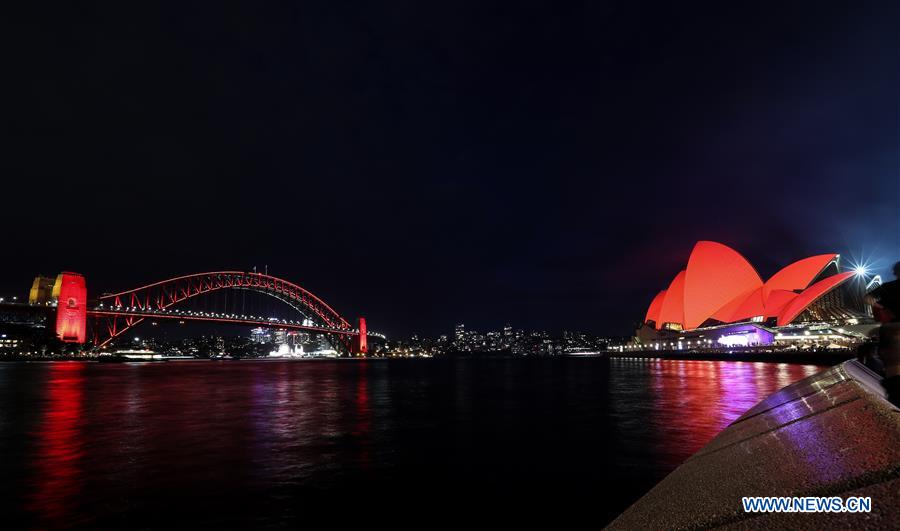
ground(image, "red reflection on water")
xmin=649 ymin=360 xmax=820 ymax=468
xmin=354 ymin=362 xmax=372 ymax=469
xmin=28 ymin=362 xmax=86 ymax=526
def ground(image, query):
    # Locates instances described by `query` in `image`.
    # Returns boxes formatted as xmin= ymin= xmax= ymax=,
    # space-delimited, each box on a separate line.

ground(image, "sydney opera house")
xmin=633 ymin=241 xmax=879 ymax=350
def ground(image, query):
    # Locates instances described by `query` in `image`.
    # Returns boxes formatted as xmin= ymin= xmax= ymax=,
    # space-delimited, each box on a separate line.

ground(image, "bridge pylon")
xmin=55 ymin=272 xmax=87 ymax=344
xmin=353 ymin=317 xmax=368 ymax=356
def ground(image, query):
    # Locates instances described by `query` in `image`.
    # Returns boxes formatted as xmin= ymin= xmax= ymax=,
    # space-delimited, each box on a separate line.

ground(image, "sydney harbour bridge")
xmin=19 ymin=271 xmax=378 ymax=356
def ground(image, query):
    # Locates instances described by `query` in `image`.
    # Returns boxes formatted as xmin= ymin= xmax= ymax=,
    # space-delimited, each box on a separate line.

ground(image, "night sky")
xmin=5 ymin=2 xmax=899 ymax=338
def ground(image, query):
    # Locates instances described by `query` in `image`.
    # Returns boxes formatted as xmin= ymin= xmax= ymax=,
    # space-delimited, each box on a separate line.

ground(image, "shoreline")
xmin=607 ymin=360 xmax=899 ymax=529
xmin=605 ymin=349 xmax=854 ymax=365
xmin=0 ymin=351 xmax=853 ymax=364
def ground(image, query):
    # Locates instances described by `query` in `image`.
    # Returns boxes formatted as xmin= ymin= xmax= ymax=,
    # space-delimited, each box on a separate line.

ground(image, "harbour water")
xmin=0 ymin=358 xmax=824 ymax=528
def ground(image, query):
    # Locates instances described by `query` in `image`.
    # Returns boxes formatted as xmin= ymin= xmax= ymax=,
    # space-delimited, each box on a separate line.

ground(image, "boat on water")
xmin=98 ymin=349 xmax=166 ymax=363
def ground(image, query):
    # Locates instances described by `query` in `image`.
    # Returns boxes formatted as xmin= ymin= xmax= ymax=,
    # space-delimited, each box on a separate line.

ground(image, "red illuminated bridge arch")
xmin=87 ymin=271 xmax=369 ymax=353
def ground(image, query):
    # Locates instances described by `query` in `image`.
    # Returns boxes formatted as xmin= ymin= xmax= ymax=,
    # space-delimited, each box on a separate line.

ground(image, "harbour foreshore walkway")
xmin=607 ymin=360 xmax=900 ymax=529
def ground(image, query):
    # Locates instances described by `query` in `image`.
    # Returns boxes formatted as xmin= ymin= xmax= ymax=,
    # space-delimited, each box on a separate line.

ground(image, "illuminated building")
xmin=636 ymin=242 xmax=874 ymax=349
xmin=250 ymin=327 xmax=273 ymax=343
xmin=454 ymin=323 xmax=471 ymax=351
xmin=0 ymin=334 xmax=22 ymax=349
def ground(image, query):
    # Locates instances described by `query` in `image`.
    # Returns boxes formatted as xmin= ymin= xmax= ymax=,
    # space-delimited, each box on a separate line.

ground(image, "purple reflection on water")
xmin=645 ymin=359 xmax=824 ymax=469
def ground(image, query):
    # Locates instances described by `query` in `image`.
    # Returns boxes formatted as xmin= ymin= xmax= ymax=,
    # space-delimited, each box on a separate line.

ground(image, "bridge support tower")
xmin=354 ymin=317 xmax=368 ymax=356
xmin=55 ymin=272 xmax=87 ymax=344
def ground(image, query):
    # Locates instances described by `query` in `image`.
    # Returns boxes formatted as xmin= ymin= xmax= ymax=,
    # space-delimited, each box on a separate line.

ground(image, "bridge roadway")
xmin=87 ymin=306 xmax=385 ymax=339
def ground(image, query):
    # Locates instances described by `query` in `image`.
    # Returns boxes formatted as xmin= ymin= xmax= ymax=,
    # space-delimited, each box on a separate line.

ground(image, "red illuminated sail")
xmin=776 ymin=272 xmax=854 ymax=326
xmin=683 ymin=242 xmax=762 ymax=330
xmin=763 ymin=289 xmax=798 ymax=318
xmin=657 ymin=271 xmax=686 ymax=329
xmin=643 ymin=243 xmax=849 ymax=330
xmin=763 ymin=254 xmax=838 ymax=301
xmin=723 ymin=287 xmax=766 ymax=323
xmin=644 ymin=290 xmax=666 ymax=325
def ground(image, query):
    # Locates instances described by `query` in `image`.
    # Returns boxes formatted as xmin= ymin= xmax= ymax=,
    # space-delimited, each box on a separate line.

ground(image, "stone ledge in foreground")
xmin=606 ymin=360 xmax=900 ymax=530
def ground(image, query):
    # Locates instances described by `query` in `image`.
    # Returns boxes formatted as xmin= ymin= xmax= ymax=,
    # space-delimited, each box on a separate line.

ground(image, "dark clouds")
xmin=4 ymin=1 xmax=898 ymax=337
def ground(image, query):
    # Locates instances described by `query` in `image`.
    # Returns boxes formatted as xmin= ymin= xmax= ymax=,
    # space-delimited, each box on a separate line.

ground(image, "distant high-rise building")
xmin=454 ymin=324 xmax=465 ymax=349
xmin=250 ymin=327 xmax=272 ymax=344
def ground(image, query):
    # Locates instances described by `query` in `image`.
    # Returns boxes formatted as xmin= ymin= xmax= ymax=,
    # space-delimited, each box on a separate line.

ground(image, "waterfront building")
xmin=250 ymin=327 xmax=272 ymax=344
xmin=635 ymin=241 xmax=877 ymax=350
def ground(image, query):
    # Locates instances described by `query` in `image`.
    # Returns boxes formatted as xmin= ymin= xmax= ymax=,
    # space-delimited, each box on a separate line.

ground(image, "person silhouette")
xmin=864 ymin=261 xmax=900 ymax=406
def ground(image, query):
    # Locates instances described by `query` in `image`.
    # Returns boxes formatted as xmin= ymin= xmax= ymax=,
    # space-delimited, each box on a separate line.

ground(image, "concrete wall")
xmin=608 ymin=360 xmax=900 ymax=529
